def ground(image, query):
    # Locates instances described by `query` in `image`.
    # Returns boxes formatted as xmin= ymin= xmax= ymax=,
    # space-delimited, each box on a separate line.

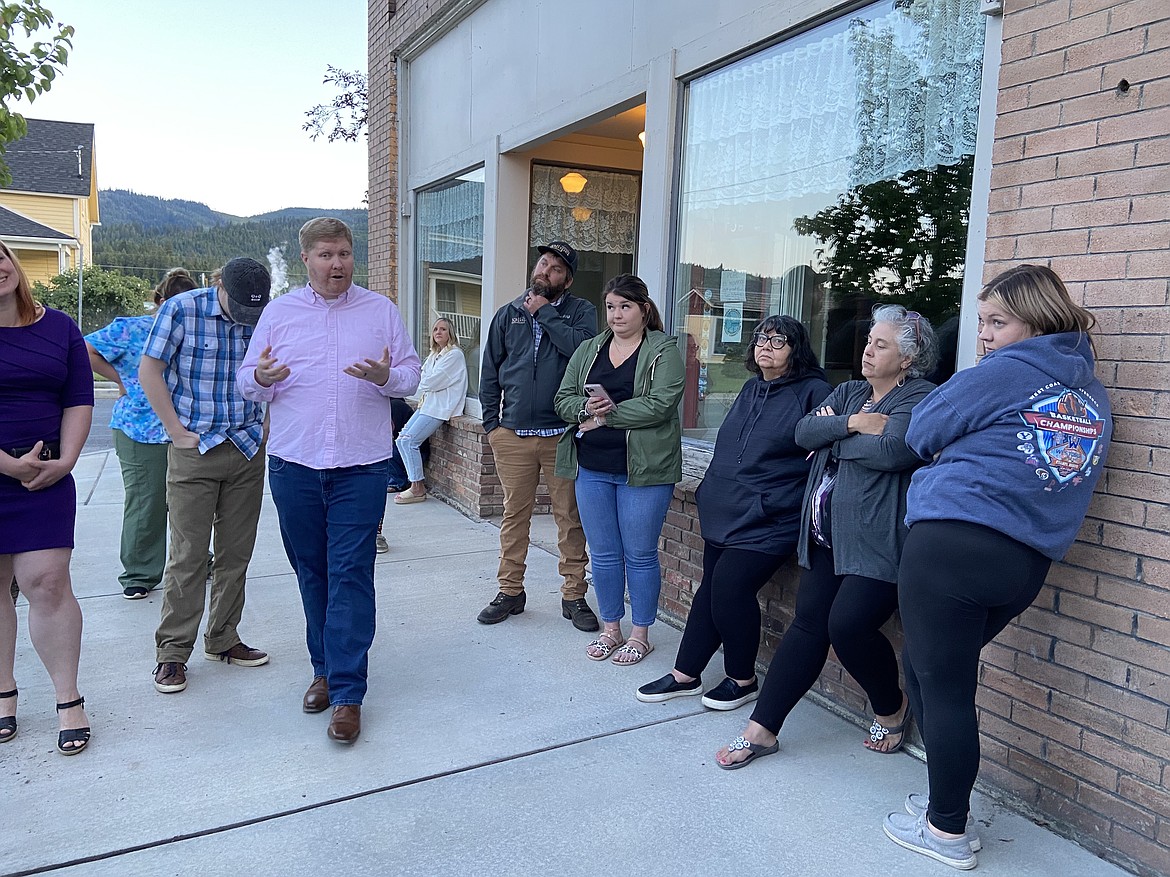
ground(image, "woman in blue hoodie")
xmin=883 ymin=265 xmax=1111 ymax=870
xmin=637 ymin=315 xmax=831 ymax=710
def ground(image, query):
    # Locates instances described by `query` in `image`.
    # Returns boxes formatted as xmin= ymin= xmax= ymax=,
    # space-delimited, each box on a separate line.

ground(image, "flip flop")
xmin=716 ymin=735 xmax=779 ymax=770
xmin=866 ymin=696 xmax=910 ymax=754
xmin=865 ymin=716 xmax=908 ymax=753
xmin=586 ymin=631 xmax=625 ymax=661
xmin=611 ymin=638 xmax=653 ymax=665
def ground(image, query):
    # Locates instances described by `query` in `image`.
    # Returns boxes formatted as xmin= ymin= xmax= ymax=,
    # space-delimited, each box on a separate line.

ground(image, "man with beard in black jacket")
xmin=477 ymin=242 xmax=599 ymax=631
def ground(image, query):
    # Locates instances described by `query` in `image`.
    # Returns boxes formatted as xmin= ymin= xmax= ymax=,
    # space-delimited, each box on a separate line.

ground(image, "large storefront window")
xmin=673 ymin=0 xmax=984 ymax=440
xmin=416 ymin=168 xmax=485 ymax=395
xmin=528 ymin=163 xmax=639 ymax=312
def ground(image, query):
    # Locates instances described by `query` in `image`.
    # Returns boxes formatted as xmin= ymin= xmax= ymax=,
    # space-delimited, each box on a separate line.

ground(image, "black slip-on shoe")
xmin=636 ymin=673 xmax=703 ymax=703
xmin=701 ymin=676 xmax=759 ymax=710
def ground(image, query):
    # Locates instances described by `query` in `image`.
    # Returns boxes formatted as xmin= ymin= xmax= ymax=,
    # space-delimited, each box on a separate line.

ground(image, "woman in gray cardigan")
xmin=715 ymin=305 xmax=937 ymax=769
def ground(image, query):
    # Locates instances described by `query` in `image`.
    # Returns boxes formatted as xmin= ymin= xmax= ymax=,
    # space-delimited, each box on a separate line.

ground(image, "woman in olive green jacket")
xmin=555 ymin=275 xmax=684 ymax=666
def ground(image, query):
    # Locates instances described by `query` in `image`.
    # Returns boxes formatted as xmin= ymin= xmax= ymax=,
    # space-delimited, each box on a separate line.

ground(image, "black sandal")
xmin=56 ymin=696 xmax=90 ymax=755
xmin=0 ymin=688 xmax=16 ymax=743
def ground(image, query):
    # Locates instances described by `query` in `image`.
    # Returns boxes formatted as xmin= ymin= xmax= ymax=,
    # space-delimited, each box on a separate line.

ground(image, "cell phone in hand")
xmin=584 ymin=383 xmax=614 ymax=405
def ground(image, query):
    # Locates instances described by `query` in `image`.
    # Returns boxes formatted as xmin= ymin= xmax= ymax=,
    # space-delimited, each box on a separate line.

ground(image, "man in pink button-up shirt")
xmin=237 ymin=217 xmax=420 ymax=744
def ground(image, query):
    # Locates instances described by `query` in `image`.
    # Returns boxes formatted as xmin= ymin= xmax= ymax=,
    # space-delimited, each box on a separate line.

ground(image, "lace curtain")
xmin=681 ymin=0 xmax=983 ymax=208
xmin=529 ymin=164 xmax=639 ymax=254
xmin=418 ymin=179 xmax=484 ymax=264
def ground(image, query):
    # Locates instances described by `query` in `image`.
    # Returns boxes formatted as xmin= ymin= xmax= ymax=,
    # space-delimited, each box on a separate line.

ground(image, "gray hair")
xmin=871 ymin=304 xmax=939 ymax=379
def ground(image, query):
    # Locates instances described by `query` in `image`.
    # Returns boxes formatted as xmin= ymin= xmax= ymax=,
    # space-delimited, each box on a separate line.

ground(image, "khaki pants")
xmin=488 ymin=429 xmax=588 ymax=599
xmin=155 ymin=442 xmax=264 ymax=663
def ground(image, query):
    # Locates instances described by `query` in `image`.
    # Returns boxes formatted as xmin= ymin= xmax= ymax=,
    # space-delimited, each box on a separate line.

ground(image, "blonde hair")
xmin=299 ymin=217 xmax=353 ymax=252
xmin=431 ymin=316 xmax=460 ymax=354
xmin=0 ymin=242 xmax=38 ymax=326
xmin=979 ymin=265 xmax=1096 ymax=339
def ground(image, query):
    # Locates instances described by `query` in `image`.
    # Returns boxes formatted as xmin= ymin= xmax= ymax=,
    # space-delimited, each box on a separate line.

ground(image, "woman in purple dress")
xmin=0 ymin=242 xmax=94 ymax=754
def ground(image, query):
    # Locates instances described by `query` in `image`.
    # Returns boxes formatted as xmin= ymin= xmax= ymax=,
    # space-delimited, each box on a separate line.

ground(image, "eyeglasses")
xmin=751 ymin=332 xmax=788 ymax=349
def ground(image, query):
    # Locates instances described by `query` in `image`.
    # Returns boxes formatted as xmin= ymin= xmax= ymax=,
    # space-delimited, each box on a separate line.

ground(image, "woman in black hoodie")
xmin=637 ymin=315 xmax=831 ymax=709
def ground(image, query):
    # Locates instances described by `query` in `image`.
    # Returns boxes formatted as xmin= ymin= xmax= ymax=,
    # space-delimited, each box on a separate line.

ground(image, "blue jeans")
xmin=268 ymin=456 xmax=390 ymax=705
xmin=574 ymin=466 xmax=674 ymax=627
xmin=386 ymin=452 xmax=409 ymax=491
xmin=395 ymin=413 xmax=444 ymax=483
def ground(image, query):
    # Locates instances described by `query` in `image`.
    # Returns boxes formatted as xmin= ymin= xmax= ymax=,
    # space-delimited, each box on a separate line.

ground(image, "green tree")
xmin=303 ymin=66 xmax=367 ymax=142
xmin=792 ymin=156 xmax=975 ymax=322
xmin=0 ymin=1 xmax=73 ymax=185
xmin=34 ymin=267 xmax=153 ymax=334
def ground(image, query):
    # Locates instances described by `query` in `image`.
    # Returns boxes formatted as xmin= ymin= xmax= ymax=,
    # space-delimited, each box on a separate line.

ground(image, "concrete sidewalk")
xmin=3 ymin=449 xmax=1131 ymax=877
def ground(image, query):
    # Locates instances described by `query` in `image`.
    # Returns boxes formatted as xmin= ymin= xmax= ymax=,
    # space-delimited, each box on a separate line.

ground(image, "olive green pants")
xmin=113 ymin=430 xmax=169 ymax=592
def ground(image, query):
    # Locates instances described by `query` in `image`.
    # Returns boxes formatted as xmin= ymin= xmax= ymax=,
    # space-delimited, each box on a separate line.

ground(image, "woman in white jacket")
xmin=394 ymin=318 xmax=468 ymax=504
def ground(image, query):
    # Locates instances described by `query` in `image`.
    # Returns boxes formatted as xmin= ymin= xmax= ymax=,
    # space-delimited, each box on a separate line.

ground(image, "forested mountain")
xmin=93 ymin=190 xmax=369 ymax=289
xmin=99 ymin=189 xmax=239 ymax=229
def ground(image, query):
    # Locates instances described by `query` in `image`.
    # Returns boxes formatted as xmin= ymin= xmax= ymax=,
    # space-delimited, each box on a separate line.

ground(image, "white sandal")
xmin=586 ymin=631 xmax=625 ymax=661
xmin=611 ymin=638 xmax=653 ymax=665
xmin=394 ymin=488 xmax=426 ymax=505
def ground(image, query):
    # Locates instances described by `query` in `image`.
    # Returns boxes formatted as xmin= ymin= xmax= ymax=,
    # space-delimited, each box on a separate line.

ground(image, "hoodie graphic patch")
xmin=1016 ymin=386 xmax=1106 ymax=490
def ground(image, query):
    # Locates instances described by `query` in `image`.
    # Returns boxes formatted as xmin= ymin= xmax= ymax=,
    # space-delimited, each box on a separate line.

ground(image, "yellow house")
xmin=0 ymin=118 xmax=98 ymax=284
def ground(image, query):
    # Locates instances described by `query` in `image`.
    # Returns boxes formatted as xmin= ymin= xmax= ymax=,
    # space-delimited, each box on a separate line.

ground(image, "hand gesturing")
xmin=255 ymin=345 xmax=291 ymax=387
xmin=344 ymin=346 xmax=391 ymax=387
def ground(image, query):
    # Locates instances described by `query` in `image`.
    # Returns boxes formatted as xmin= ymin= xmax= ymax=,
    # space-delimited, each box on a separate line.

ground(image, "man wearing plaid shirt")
xmin=477 ymin=241 xmax=599 ymax=630
xmin=139 ymin=258 xmax=272 ymax=695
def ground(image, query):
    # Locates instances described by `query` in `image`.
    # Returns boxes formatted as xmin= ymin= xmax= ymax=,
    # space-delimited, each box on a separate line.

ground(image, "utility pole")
xmin=77 ymin=242 xmax=84 ymax=330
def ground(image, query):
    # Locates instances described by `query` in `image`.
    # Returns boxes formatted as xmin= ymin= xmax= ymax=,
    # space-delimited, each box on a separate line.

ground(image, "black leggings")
xmin=674 ymin=541 xmax=793 ymax=681
xmin=899 ymin=520 xmax=1050 ymax=835
xmin=750 ymin=543 xmax=902 ymax=734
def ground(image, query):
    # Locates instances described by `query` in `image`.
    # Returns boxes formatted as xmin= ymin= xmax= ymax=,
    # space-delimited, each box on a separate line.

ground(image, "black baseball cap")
xmin=537 ymin=241 xmax=578 ymax=277
xmin=220 ymin=258 xmax=271 ymax=326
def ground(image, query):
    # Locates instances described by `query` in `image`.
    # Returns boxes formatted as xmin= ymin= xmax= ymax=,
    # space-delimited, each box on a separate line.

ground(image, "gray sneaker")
xmin=905 ymin=793 xmax=981 ymax=852
xmin=884 ymin=811 xmax=977 ymax=871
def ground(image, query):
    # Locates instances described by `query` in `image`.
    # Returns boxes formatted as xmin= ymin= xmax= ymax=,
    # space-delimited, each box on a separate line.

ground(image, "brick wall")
xmin=367 ymin=1 xmax=397 ymax=299
xmin=368 ymin=0 xmax=474 ymax=300
xmin=422 ymin=417 xmax=557 ymax=520
xmin=980 ymin=2 xmax=1170 ymax=875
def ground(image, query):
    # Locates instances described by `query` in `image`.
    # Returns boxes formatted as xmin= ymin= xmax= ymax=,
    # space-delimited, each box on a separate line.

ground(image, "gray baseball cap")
xmin=220 ymin=258 xmax=271 ymax=326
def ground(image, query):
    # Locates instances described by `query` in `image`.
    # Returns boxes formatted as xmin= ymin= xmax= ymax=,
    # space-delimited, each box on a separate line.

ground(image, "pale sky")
xmin=20 ymin=0 xmax=368 ymax=217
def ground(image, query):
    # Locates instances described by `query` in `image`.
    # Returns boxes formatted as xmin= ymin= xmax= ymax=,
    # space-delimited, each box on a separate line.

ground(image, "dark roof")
xmin=3 ymin=118 xmax=94 ymax=197
xmin=0 ymin=205 xmax=73 ymax=240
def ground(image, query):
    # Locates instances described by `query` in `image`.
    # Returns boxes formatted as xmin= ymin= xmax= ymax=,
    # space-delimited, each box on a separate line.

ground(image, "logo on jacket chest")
xmin=1015 ymin=387 xmax=1106 ymax=490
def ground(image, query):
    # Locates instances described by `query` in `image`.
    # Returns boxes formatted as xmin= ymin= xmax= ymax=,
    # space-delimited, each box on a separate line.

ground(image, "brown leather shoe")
xmin=303 ymin=676 xmax=329 ymax=713
xmin=204 ymin=642 xmax=269 ymax=667
xmin=154 ymin=662 xmax=187 ymax=693
xmin=327 ymin=705 xmax=361 ymax=743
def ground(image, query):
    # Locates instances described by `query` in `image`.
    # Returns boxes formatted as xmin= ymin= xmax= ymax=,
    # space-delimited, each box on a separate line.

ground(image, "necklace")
xmin=609 ymin=334 xmax=641 ymax=365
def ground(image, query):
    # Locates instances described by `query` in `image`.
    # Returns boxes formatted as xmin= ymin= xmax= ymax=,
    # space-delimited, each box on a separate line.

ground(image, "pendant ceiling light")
xmin=559 ymin=171 xmax=587 ymax=194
